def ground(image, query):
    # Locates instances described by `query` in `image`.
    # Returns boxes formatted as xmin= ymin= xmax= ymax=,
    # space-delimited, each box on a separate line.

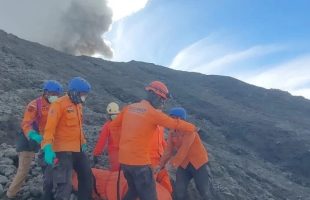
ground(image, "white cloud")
xmin=107 ymin=0 xmax=149 ymax=21
xmin=170 ymin=36 xmax=310 ymax=99
xmin=170 ymin=35 xmax=284 ymax=74
xmin=107 ymin=21 xmax=138 ymax=62
xmin=199 ymin=45 xmax=283 ymax=73
xmin=291 ymin=88 xmax=310 ymax=99
xmin=106 ymin=14 xmax=170 ymax=64
xmin=244 ymin=55 xmax=310 ymax=98
xmin=170 ymin=35 xmax=231 ymax=72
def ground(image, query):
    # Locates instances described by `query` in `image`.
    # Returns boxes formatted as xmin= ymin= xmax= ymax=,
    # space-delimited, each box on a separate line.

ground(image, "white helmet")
xmin=106 ymin=102 xmax=120 ymax=114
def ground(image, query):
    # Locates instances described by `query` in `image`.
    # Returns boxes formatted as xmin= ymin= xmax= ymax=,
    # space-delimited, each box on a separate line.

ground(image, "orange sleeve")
xmin=160 ymin=134 xmax=174 ymax=168
xmin=170 ymin=132 xmax=196 ymax=168
xmin=151 ymin=109 xmax=196 ymax=132
xmin=109 ymin=107 xmax=126 ymax=128
xmin=42 ymin=102 xmax=62 ymax=147
xmin=93 ymin=123 xmax=110 ymax=156
xmin=21 ymin=101 xmax=37 ymax=136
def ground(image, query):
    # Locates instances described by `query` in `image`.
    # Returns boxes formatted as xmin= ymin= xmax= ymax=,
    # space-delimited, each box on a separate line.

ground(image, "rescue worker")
xmin=150 ymin=126 xmax=173 ymax=194
xmin=109 ymin=80 xmax=197 ymax=200
xmin=159 ymin=107 xmax=211 ymax=200
xmin=93 ymin=102 xmax=121 ymax=171
xmin=42 ymin=77 xmax=93 ymax=200
xmin=6 ymin=80 xmax=63 ymax=199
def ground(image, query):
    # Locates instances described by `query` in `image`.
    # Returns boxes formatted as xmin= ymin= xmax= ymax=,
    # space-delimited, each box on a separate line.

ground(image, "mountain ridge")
xmin=1 ymin=29 xmax=310 ymax=199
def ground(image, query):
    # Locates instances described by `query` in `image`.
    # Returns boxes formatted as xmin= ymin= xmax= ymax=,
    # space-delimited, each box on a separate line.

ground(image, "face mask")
xmin=80 ymin=95 xmax=87 ymax=103
xmin=47 ymin=96 xmax=58 ymax=103
xmin=110 ymin=114 xmax=117 ymax=120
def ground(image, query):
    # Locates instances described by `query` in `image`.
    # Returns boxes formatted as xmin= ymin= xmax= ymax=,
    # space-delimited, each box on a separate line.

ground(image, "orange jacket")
xmin=72 ymin=168 xmax=172 ymax=200
xmin=42 ymin=95 xmax=86 ymax=152
xmin=93 ymin=120 xmax=121 ymax=171
xmin=110 ymin=100 xmax=196 ymax=165
xmin=21 ymin=96 xmax=50 ymax=136
xmin=150 ymin=126 xmax=167 ymax=166
xmin=161 ymin=130 xmax=208 ymax=170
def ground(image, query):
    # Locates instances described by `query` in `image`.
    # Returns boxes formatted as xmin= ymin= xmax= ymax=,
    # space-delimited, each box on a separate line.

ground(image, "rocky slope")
xmin=1 ymin=29 xmax=310 ymax=199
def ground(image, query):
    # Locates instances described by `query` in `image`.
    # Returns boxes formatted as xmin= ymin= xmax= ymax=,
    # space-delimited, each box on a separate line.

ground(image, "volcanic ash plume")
xmin=56 ymin=0 xmax=113 ymax=58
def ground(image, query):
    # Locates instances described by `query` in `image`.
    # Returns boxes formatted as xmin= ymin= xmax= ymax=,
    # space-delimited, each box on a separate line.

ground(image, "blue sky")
xmin=106 ymin=0 xmax=310 ymax=98
xmin=0 ymin=0 xmax=309 ymax=98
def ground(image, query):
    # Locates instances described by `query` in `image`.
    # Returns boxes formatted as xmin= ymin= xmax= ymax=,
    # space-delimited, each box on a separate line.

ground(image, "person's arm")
xmin=162 ymin=135 xmax=167 ymax=149
xmin=159 ymin=133 xmax=174 ymax=168
xmin=151 ymin=109 xmax=196 ymax=132
xmin=170 ymin=132 xmax=196 ymax=168
xmin=158 ymin=126 xmax=167 ymax=149
xmin=93 ymin=123 xmax=110 ymax=156
xmin=21 ymin=101 xmax=37 ymax=137
xmin=42 ymin=102 xmax=62 ymax=147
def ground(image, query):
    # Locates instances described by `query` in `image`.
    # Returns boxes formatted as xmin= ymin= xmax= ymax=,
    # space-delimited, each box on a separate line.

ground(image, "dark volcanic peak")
xmin=1 ymin=29 xmax=310 ymax=199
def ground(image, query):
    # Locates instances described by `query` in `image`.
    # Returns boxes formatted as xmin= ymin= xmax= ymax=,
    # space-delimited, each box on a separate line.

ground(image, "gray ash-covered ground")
xmin=1 ymin=29 xmax=310 ymax=199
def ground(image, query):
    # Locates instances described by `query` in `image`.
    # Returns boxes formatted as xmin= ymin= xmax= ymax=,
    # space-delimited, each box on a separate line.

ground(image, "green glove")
xmin=43 ymin=144 xmax=56 ymax=165
xmin=28 ymin=130 xmax=43 ymax=144
xmin=82 ymin=144 xmax=87 ymax=152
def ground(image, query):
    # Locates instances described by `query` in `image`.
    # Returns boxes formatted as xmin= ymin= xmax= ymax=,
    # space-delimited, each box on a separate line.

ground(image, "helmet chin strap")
xmin=68 ymin=91 xmax=82 ymax=104
xmin=42 ymin=92 xmax=50 ymax=104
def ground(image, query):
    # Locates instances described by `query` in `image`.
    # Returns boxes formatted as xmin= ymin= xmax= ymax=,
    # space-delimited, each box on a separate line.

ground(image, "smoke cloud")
xmin=57 ymin=0 xmax=113 ymax=57
xmin=0 ymin=0 xmax=113 ymax=58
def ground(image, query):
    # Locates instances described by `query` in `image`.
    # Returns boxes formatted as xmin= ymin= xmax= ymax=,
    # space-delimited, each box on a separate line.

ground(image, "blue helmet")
xmin=43 ymin=80 xmax=63 ymax=94
xmin=169 ymin=107 xmax=187 ymax=120
xmin=68 ymin=77 xmax=91 ymax=93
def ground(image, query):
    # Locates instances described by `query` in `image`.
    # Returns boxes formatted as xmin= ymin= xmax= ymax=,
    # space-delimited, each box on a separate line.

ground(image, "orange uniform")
xmin=42 ymin=95 xmax=86 ymax=152
xmin=21 ymin=96 xmax=50 ymax=136
xmin=110 ymin=100 xmax=196 ymax=165
xmin=150 ymin=126 xmax=173 ymax=194
xmin=162 ymin=130 xmax=208 ymax=170
xmin=150 ymin=126 xmax=167 ymax=166
xmin=93 ymin=121 xmax=121 ymax=171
